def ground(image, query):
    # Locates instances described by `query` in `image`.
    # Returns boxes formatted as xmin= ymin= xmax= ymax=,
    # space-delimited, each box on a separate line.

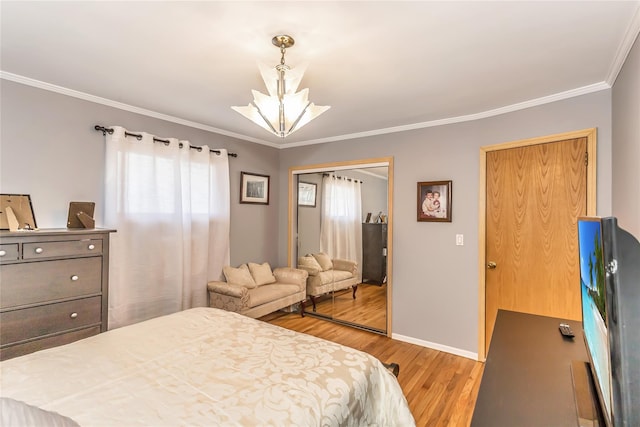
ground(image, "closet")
xmin=290 ymin=158 xmax=392 ymax=335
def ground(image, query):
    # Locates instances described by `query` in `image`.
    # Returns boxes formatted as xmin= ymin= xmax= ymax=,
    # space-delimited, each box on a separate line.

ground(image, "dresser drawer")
xmin=23 ymin=239 xmax=103 ymax=259
xmin=0 ymin=243 xmax=20 ymax=263
xmin=1 ymin=296 xmax=101 ymax=345
xmin=0 ymin=326 xmax=101 ymax=361
xmin=0 ymin=257 xmax=102 ymax=309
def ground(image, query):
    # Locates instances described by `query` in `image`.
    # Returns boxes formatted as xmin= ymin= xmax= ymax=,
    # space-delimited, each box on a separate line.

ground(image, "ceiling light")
xmin=232 ymin=35 xmax=330 ymax=138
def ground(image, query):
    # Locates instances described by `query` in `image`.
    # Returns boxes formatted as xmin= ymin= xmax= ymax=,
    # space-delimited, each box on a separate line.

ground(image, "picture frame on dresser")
xmin=67 ymin=201 xmax=96 ymax=229
xmin=0 ymin=194 xmax=37 ymax=231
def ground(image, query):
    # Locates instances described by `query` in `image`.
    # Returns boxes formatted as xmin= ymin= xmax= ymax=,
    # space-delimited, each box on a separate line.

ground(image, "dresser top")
xmin=0 ymin=228 xmax=116 ymax=238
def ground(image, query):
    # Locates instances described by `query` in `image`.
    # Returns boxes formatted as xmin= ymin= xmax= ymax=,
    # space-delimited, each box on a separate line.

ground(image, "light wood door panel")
xmin=485 ymin=137 xmax=587 ymax=349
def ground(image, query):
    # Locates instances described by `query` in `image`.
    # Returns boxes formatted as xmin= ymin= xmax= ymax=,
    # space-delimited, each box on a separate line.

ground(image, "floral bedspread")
xmin=0 ymin=307 xmax=415 ymax=426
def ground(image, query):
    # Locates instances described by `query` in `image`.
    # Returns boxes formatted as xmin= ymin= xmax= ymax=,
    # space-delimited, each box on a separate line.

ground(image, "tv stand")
xmin=472 ymin=310 xmax=598 ymax=426
xmin=570 ymin=360 xmax=605 ymax=427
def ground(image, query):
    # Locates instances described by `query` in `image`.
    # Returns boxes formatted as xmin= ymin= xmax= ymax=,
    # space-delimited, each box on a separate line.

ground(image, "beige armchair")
xmin=297 ymin=253 xmax=359 ymax=312
xmin=207 ymin=262 xmax=308 ymax=318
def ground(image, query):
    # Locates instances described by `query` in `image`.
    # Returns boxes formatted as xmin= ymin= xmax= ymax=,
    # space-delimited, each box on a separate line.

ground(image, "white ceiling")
xmin=1 ymin=1 xmax=639 ymax=148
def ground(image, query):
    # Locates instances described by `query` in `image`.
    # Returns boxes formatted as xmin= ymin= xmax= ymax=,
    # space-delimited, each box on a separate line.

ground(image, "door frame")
xmin=477 ymin=128 xmax=597 ymax=360
xmin=288 ymin=157 xmax=394 ymax=336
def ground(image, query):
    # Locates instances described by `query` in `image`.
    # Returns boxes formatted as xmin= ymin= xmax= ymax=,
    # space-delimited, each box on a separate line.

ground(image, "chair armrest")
xmin=273 ymin=267 xmax=309 ymax=291
xmin=296 ymin=265 xmax=320 ymax=276
xmin=332 ymin=259 xmax=358 ymax=275
xmin=207 ymin=281 xmax=249 ymax=299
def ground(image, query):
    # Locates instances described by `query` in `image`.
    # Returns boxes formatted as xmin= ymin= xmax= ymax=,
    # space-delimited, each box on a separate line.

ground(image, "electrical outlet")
xmin=456 ymin=234 xmax=464 ymax=246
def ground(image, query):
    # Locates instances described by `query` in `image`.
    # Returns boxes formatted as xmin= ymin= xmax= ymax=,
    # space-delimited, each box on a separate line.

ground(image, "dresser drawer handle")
xmin=70 ymin=312 xmax=78 ymax=319
xmin=71 ymin=275 xmax=79 ymax=281
xmin=0 ymin=250 xmax=5 ymax=257
xmin=88 ymin=244 xmax=96 ymax=250
xmin=34 ymin=247 xmax=44 ymax=254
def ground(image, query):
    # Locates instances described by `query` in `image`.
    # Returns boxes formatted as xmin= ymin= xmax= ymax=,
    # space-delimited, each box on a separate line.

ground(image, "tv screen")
xmin=578 ymin=217 xmax=612 ymax=425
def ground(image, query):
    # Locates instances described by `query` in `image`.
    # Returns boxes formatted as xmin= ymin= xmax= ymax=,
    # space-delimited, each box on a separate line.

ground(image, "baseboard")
xmin=391 ymin=333 xmax=479 ymax=361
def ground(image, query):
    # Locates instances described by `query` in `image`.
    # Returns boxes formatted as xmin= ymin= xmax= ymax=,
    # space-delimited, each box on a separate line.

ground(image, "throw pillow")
xmin=223 ymin=264 xmax=257 ymax=289
xmin=298 ymin=255 xmax=322 ymax=270
xmin=1 ymin=397 xmax=80 ymax=427
xmin=313 ymin=252 xmax=334 ymax=271
xmin=248 ymin=262 xmax=277 ymax=286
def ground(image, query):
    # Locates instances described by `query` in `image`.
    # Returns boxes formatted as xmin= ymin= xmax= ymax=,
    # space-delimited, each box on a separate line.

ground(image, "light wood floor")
xmin=261 ymin=311 xmax=485 ymax=426
xmin=311 ymin=283 xmax=387 ymax=330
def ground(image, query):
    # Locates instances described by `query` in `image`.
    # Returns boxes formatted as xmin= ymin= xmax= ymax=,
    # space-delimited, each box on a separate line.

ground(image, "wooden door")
xmin=485 ymin=137 xmax=588 ymax=350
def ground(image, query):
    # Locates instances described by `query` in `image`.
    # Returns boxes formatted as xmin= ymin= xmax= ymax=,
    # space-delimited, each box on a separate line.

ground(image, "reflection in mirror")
xmin=295 ymin=165 xmax=389 ymax=334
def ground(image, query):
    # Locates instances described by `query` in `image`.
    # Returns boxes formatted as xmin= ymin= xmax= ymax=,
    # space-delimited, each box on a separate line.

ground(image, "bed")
xmin=0 ymin=307 xmax=414 ymax=426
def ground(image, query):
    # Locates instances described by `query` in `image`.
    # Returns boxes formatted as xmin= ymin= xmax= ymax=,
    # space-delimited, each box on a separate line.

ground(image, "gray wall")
xmin=1 ymin=78 xmax=618 ymax=357
xmin=612 ymin=36 xmax=640 ymax=238
xmin=0 ymin=80 xmax=280 ymax=267
xmin=354 ymin=170 xmax=388 ymax=223
xmin=278 ymin=90 xmax=613 ymax=355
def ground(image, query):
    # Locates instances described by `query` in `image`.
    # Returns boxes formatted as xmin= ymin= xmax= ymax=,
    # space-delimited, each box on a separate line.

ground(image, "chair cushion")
xmin=223 ymin=264 xmax=257 ymax=289
xmin=319 ymin=269 xmax=354 ymax=285
xmin=248 ymin=262 xmax=277 ymax=286
xmin=313 ymin=252 xmax=334 ymax=271
xmin=247 ymin=284 xmax=301 ymax=307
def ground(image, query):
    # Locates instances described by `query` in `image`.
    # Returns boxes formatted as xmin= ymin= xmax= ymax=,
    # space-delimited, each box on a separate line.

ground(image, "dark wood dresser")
xmin=0 ymin=228 xmax=114 ymax=360
xmin=362 ymin=223 xmax=387 ymax=284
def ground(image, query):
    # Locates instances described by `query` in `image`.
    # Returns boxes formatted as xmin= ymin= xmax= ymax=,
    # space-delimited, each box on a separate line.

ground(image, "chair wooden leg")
xmin=352 ymin=284 xmax=358 ymax=299
xmin=300 ymin=300 xmax=306 ymax=317
xmin=310 ymin=295 xmax=317 ymax=312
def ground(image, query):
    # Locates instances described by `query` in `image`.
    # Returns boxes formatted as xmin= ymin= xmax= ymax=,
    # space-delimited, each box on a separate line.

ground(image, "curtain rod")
xmin=322 ymin=173 xmax=363 ymax=183
xmin=94 ymin=125 xmax=238 ymax=157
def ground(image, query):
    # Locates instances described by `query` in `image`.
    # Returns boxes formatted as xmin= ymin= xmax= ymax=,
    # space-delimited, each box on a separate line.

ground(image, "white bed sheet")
xmin=0 ymin=307 xmax=414 ymax=426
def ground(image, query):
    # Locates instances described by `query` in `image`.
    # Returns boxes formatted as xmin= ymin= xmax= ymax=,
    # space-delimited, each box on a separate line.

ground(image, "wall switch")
xmin=456 ymin=234 xmax=464 ymax=246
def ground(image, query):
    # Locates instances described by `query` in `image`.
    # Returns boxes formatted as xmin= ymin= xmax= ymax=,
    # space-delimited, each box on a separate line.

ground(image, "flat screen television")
xmin=577 ymin=217 xmax=640 ymax=427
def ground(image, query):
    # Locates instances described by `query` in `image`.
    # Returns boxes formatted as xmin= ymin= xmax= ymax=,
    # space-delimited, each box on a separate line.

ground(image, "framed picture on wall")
xmin=417 ymin=180 xmax=452 ymax=222
xmin=298 ymin=182 xmax=317 ymax=207
xmin=240 ymin=172 xmax=270 ymax=205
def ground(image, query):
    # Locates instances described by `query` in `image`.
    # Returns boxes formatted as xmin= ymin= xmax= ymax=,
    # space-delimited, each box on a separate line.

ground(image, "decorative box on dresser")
xmin=0 ymin=228 xmax=115 ymax=360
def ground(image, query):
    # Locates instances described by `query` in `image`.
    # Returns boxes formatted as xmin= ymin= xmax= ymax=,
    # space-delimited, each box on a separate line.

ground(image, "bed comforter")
xmin=0 ymin=307 xmax=414 ymax=426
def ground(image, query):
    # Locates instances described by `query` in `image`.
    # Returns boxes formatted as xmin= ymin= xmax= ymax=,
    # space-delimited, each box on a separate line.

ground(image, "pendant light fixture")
xmin=232 ymin=35 xmax=330 ymax=138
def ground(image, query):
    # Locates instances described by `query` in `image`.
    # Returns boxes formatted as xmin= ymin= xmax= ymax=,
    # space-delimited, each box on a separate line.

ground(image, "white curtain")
xmin=104 ymin=126 xmax=230 ymax=329
xmin=320 ymin=174 xmax=362 ymax=280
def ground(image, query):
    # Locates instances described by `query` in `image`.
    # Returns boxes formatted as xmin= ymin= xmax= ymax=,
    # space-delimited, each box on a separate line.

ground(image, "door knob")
xmin=487 ymin=261 xmax=497 ymax=269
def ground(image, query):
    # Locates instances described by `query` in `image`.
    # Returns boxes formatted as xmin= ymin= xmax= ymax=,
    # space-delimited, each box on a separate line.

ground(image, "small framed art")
xmin=417 ymin=180 xmax=452 ymax=222
xmin=240 ymin=172 xmax=270 ymax=205
xmin=298 ymin=182 xmax=317 ymax=207
xmin=1 ymin=194 xmax=38 ymax=230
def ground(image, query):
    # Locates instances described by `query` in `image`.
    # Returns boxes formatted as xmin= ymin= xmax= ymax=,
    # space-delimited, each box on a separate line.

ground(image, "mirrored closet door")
xmin=290 ymin=158 xmax=392 ymax=335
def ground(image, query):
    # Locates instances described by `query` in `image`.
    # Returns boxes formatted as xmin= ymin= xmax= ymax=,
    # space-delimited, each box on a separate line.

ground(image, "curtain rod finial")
xmin=94 ymin=125 xmax=113 ymax=136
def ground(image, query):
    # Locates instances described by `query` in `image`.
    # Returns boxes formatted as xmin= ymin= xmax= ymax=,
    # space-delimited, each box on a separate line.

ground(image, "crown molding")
xmin=1 ymin=71 xmax=611 ymax=149
xmin=0 ymin=71 xmax=279 ymax=148
xmin=606 ymin=3 xmax=640 ymax=86
xmin=279 ymin=81 xmax=611 ymax=148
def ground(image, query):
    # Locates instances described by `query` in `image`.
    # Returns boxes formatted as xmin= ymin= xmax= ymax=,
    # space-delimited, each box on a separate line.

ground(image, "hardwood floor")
xmin=310 ymin=283 xmax=387 ymax=330
xmin=261 ymin=311 xmax=484 ymax=426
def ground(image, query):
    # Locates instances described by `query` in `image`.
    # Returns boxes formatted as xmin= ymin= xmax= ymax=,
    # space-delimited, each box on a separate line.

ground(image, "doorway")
xmin=288 ymin=157 xmax=394 ymax=336
xmin=478 ymin=129 xmax=597 ymax=359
